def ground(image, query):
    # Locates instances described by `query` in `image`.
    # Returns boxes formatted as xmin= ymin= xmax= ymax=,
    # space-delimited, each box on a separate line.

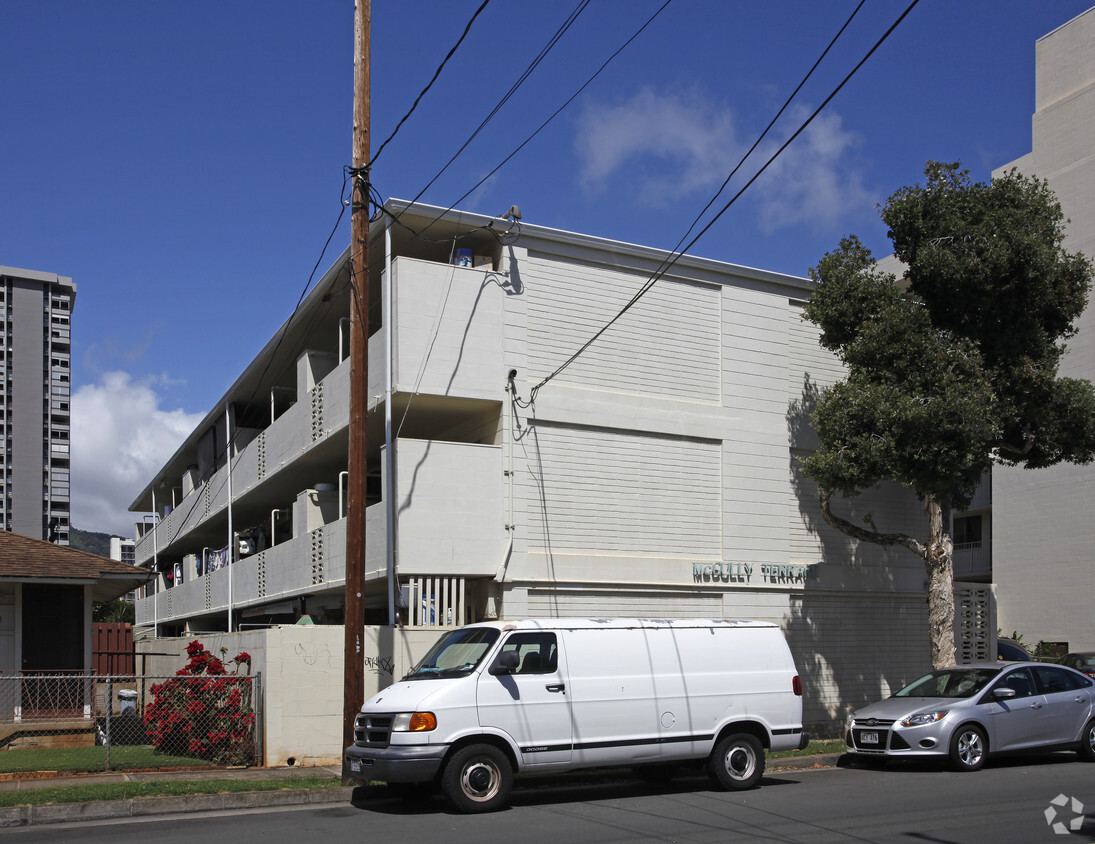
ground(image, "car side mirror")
xmin=489 ymin=650 xmax=520 ymax=676
xmin=992 ymin=687 xmax=1017 ymax=700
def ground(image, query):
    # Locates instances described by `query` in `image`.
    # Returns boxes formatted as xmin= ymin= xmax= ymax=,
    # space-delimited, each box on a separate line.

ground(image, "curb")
xmin=768 ymin=752 xmax=845 ymax=771
xmin=0 ymin=785 xmax=355 ymax=828
xmin=0 ymin=754 xmax=845 ymax=827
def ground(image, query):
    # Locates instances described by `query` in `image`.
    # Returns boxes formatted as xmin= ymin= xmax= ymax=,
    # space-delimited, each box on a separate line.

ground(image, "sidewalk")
xmin=0 ymin=754 xmax=844 ymax=828
xmin=0 ymin=764 xmax=352 ymax=828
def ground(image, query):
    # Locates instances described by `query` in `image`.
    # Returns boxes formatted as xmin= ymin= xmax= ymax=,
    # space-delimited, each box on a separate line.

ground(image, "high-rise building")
xmin=0 ymin=266 xmax=75 ymax=545
xmin=990 ymin=7 xmax=1095 ymax=651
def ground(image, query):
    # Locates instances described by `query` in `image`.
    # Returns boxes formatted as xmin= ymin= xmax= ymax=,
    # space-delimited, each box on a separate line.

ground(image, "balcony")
xmin=134 ymin=359 xmax=351 ymax=566
xmin=366 ymin=438 xmax=505 ymax=579
xmin=954 ymin=540 xmax=991 ymax=581
xmin=136 ymin=519 xmax=347 ymax=626
xmin=136 ymin=438 xmax=505 ymax=625
xmin=367 ymin=257 xmax=504 ymax=410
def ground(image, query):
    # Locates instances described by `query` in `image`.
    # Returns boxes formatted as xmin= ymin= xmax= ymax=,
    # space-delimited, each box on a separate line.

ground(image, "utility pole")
xmin=343 ymin=0 xmax=370 ymax=781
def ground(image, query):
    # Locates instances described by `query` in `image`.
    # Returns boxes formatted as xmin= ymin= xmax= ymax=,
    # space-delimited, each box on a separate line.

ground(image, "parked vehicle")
xmin=345 ymin=618 xmax=807 ymax=812
xmin=845 ymin=662 xmax=1095 ymax=771
xmin=1060 ymin=652 xmax=1095 ymax=677
xmin=996 ymin=638 xmax=1032 ymax=661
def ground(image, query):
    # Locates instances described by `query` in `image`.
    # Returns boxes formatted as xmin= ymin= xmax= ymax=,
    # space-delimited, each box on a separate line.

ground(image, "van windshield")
xmin=403 ymin=628 xmax=500 ymax=681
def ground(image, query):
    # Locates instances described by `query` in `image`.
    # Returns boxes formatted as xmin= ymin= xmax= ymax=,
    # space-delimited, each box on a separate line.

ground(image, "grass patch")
xmin=0 ymin=775 xmax=343 ymax=808
xmin=0 ymin=745 xmax=214 ymax=774
xmin=768 ymin=739 xmax=846 ymax=759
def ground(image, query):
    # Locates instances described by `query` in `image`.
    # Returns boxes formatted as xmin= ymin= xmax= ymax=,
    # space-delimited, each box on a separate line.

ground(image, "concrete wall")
xmin=137 ymin=625 xmax=441 ymax=767
xmin=992 ymin=8 xmax=1095 ymax=651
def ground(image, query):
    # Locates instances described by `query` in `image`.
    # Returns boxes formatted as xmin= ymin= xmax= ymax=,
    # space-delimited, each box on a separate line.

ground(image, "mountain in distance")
xmin=69 ymin=526 xmax=113 ymax=557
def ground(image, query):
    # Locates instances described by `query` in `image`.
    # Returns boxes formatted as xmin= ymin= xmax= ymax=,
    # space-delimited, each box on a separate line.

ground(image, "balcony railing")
xmin=954 ymin=540 xmax=991 ymax=579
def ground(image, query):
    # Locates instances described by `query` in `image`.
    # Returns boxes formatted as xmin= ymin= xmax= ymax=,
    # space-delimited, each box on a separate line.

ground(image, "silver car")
xmin=846 ymin=662 xmax=1095 ymax=771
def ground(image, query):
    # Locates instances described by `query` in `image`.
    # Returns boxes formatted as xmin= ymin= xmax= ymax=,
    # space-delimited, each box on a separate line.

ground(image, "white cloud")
xmin=573 ymin=89 xmax=875 ymax=229
xmin=575 ymin=87 xmax=740 ymax=205
xmin=751 ymin=106 xmax=876 ymax=234
xmin=70 ymin=372 xmax=203 ymax=537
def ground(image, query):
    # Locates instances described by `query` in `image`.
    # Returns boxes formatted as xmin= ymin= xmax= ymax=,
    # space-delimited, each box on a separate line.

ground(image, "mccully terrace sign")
xmin=692 ymin=562 xmax=819 ymax=585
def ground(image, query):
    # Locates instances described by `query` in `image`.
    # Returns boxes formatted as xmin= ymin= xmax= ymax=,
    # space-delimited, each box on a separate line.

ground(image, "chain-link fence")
xmin=0 ymin=673 xmax=261 ymax=774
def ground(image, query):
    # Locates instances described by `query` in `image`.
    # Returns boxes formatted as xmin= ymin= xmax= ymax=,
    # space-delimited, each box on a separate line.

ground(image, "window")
xmin=954 ymin=515 xmax=982 ymax=546
xmin=996 ymin=668 xmax=1036 ymax=698
xmin=498 ymin=632 xmax=559 ymax=674
xmin=1034 ymin=665 xmax=1087 ymax=693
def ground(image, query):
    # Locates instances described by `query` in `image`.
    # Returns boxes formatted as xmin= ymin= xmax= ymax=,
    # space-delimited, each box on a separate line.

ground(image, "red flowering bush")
xmin=144 ymin=640 xmax=255 ymax=765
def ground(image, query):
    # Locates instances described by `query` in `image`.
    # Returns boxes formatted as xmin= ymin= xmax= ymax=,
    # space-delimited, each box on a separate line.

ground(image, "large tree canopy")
xmin=802 ymin=161 xmax=1095 ymax=667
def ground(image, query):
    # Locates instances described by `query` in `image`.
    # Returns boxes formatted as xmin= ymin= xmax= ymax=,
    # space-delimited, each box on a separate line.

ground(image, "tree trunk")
xmin=818 ymin=491 xmax=957 ymax=669
xmin=925 ymin=497 xmax=956 ymax=669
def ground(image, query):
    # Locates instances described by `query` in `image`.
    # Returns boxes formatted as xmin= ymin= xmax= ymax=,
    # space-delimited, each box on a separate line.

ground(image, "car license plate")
xmin=860 ymin=731 xmax=879 ymax=745
xmin=350 ymin=759 xmax=362 ymax=773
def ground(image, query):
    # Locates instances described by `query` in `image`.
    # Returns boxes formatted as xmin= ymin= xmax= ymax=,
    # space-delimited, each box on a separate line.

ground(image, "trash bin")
xmin=118 ymin=689 xmax=137 ymax=716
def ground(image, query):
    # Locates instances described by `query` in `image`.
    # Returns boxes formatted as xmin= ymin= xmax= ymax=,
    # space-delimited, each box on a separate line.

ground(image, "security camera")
xmin=507 ymin=369 xmax=518 ymax=380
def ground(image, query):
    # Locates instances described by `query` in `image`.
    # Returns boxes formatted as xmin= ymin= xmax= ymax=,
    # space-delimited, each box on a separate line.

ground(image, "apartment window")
xmin=954 ymin=515 xmax=982 ymax=547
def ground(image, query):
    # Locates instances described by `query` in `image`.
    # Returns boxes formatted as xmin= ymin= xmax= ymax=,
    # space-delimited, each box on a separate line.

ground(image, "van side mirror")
xmin=489 ymin=650 xmax=520 ymax=676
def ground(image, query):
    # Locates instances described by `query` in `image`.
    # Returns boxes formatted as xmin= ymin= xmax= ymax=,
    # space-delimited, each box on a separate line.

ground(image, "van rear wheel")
xmin=441 ymin=744 xmax=512 ymax=813
xmin=708 ymin=733 xmax=764 ymax=790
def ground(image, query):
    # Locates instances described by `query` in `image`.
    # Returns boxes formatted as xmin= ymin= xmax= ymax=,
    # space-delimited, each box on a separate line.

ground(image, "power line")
xmin=397 ymin=0 xmax=591 ymax=212
xmin=371 ymin=0 xmax=492 ymax=168
xmin=518 ymin=0 xmax=921 ymax=406
xmin=376 ymin=0 xmax=675 ymax=246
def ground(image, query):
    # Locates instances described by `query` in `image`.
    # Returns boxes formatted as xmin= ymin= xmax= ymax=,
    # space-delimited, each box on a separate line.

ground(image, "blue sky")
xmin=2 ymin=0 xmax=1091 ymax=534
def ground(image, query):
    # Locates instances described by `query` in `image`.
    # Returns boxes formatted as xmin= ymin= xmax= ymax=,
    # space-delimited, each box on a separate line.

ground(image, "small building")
xmin=0 ymin=530 xmax=149 ymax=674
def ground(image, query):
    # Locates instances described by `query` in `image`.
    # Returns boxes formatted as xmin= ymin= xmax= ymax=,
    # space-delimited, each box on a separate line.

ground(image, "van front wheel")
xmin=441 ymin=744 xmax=512 ymax=813
xmin=708 ymin=733 xmax=764 ymax=790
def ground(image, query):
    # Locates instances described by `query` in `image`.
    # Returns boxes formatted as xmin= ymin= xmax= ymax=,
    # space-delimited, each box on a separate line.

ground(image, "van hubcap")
xmin=462 ymin=760 xmax=499 ymax=800
xmin=727 ymin=745 xmax=756 ymax=779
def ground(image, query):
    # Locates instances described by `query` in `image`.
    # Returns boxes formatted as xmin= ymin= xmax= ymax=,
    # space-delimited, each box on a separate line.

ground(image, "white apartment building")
xmin=0 ymin=266 xmax=75 ymax=545
xmin=990 ymin=7 xmax=1095 ymax=651
xmin=130 ymin=200 xmax=940 ymax=732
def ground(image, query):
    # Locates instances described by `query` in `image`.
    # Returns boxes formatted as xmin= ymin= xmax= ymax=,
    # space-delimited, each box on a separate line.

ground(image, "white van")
xmin=345 ymin=618 xmax=807 ymax=812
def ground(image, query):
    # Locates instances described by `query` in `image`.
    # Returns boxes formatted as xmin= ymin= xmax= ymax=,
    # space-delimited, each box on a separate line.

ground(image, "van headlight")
xmin=901 ymin=710 xmax=948 ymax=727
xmin=391 ymin=712 xmax=437 ymax=732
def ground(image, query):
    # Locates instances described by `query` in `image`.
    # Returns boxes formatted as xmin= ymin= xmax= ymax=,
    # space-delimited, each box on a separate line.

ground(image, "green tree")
xmin=802 ymin=162 xmax=1095 ymax=669
xmin=93 ymin=598 xmax=135 ymax=624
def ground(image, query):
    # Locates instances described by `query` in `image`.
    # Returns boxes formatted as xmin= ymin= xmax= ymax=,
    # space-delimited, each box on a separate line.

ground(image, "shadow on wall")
xmin=785 ymin=375 xmax=930 ymax=737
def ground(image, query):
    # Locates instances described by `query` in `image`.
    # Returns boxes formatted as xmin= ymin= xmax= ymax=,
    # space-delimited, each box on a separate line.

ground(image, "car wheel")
xmin=949 ymin=724 xmax=987 ymax=771
xmin=707 ymin=733 xmax=764 ymax=790
xmin=441 ymin=743 xmax=512 ymax=813
xmin=1079 ymin=718 xmax=1095 ymax=762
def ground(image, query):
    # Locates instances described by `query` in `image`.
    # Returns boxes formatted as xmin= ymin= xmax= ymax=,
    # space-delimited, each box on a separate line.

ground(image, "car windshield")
xmin=894 ymin=668 xmax=1000 ymax=698
xmin=403 ymin=627 xmax=500 ymax=681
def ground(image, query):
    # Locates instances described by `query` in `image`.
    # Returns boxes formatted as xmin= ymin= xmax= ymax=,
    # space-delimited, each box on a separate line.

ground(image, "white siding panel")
xmin=525 ymin=255 xmax=720 ymax=401
xmin=524 ymin=424 xmax=721 ymax=556
xmin=526 ymin=589 xmax=720 ymax=618
xmin=786 ymin=300 xmax=844 ymax=453
xmin=788 ymin=448 xmax=929 ymax=567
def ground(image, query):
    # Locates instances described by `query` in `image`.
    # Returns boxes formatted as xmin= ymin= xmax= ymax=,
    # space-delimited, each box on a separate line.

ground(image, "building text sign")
xmin=692 ymin=562 xmax=818 ymax=585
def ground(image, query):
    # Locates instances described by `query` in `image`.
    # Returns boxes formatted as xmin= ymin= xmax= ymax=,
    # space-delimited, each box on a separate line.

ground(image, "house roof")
xmin=0 ymin=531 xmax=151 ymax=602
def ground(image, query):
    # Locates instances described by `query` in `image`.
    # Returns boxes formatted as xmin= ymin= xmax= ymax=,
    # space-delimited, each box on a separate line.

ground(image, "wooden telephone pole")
xmin=343 ymin=0 xmax=370 ymax=777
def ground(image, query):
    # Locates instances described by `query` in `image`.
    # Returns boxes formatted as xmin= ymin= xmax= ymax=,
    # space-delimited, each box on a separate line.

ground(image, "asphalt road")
xmin=5 ymin=755 xmax=1095 ymax=843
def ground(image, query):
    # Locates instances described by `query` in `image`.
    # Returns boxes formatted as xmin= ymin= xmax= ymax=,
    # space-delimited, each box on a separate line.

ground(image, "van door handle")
xmin=545 ymin=683 xmax=566 ymax=693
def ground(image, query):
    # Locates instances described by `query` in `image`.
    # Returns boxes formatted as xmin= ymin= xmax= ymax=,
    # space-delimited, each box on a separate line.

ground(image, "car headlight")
xmin=901 ymin=710 xmax=948 ymax=727
xmin=391 ymin=712 xmax=437 ymax=732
